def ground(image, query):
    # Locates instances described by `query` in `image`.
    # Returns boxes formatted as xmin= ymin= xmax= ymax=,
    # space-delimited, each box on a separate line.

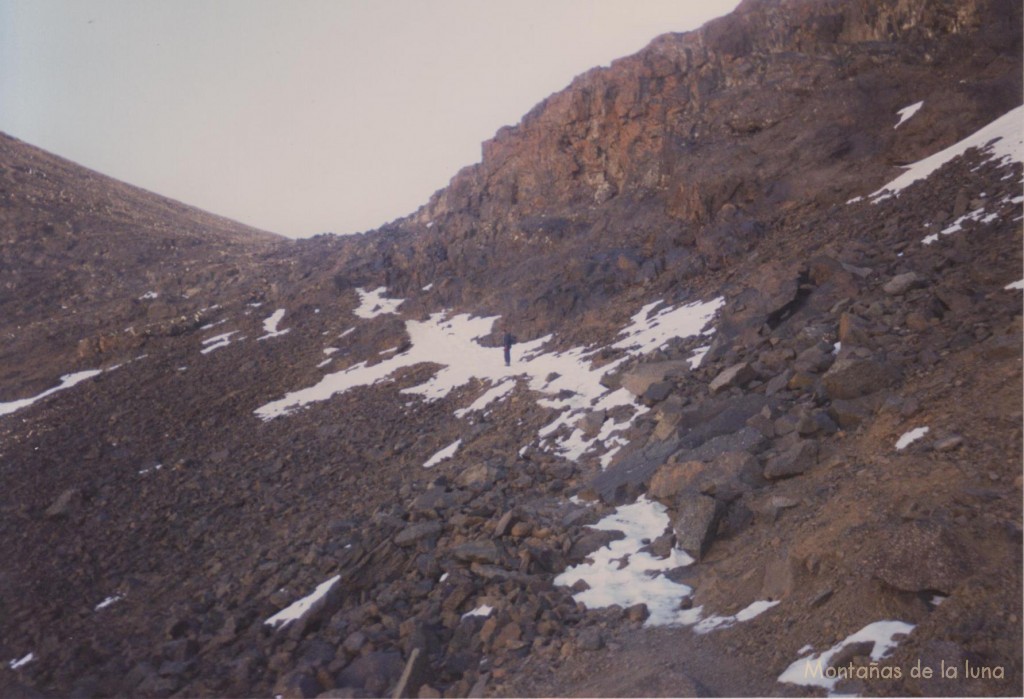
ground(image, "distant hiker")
xmin=503 ymin=330 xmax=515 ymax=366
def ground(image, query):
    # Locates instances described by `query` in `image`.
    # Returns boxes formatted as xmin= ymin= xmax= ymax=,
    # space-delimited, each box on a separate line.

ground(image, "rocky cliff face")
xmin=0 ymin=0 xmax=1021 ymax=697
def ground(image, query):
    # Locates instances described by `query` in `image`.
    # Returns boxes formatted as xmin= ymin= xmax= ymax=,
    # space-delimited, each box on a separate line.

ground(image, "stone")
xmin=934 ymin=435 xmax=964 ymax=452
xmin=681 ymin=426 xmax=766 ymax=463
xmin=787 ymin=369 xmax=818 ymax=393
xmin=829 ymin=641 xmax=875 ymax=668
xmin=411 ymin=487 xmax=469 ymax=512
xmin=653 ymin=410 xmax=684 ymax=441
xmin=838 ymin=312 xmax=872 ymax=346
xmin=568 ymin=529 xmax=625 ymax=563
xmin=394 ymin=521 xmax=443 ymax=548
xmin=452 ymin=540 xmax=502 ymax=565
xmin=454 ymin=463 xmax=505 ymax=489
xmin=709 ymin=362 xmax=757 ymax=394
xmin=765 ymin=371 xmax=793 ymax=396
xmin=883 ymin=271 xmax=923 ymax=295
xmin=828 ymin=398 xmax=873 ymax=429
xmin=576 ymin=628 xmax=604 ymax=651
xmin=648 ymin=460 xmax=706 ymax=502
xmin=335 ymin=652 xmax=405 ymax=696
xmin=820 ymin=357 xmax=899 ymax=400
xmin=643 ymin=380 xmax=674 ymax=404
xmin=625 ymin=603 xmax=649 ymax=622
xmin=44 ymin=488 xmax=82 ymax=518
xmin=493 ymin=622 xmax=523 ymax=650
xmin=620 ymin=360 xmax=691 ymax=397
xmin=273 ymin=670 xmax=321 ymax=699
xmin=793 ymin=345 xmax=833 ymax=374
xmin=763 ymin=441 xmax=818 ymax=480
xmin=672 ymin=492 xmax=724 ymax=561
xmin=575 ymin=410 xmax=607 ymax=437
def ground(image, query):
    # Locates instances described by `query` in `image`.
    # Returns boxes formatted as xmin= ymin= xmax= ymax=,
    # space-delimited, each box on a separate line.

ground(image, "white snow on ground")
xmin=200 ymin=331 xmax=239 ymax=354
xmin=894 ymin=101 xmax=924 ymax=129
xmin=871 ymin=105 xmax=1024 ymax=202
xmin=258 ymin=309 xmax=290 ymax=340
xmin=95 ymin=594 xmax=123 ymax=611
xmin=138 ymin=464 xmax=163 ymax=475
xmin=139 ymin=290 xmax=159 ymax=300
xmin=0 ymin=369 xmax=104 ymax=418
xmin=424 ymin=439 xmax=462 ymax=468
xmin=199 ymin=319 xmax=227 ymax=331
xmin=611 ymin=298 xmax=722 ymax=354
xmin=1005 ymin=279 xmax=1024 ymax=290
xmin=256 ymin=297 xmax=723 ymax=468
xmin=8 ymin=652 xmax=34 ymax=670
xmin=895 ymin=426 xmax=929 ymax=450
xmin=777 ymin=620 xmax=915 ymax=693
xmin=693 ymin=599 xmax=781 ymax=634
xmin=461 ymin=604 xmax=493 ymax=619
xmin=264 ymin=575 xmax=340 ymax=629
xmin=554 ymin=498 xmax=699 ymax=625
xmin=354 ymin=287 xmax=405 ymax=319
xmin=454 ymin=379 xmax=516 ymax=418
xmin=688 ymin=345 xmax=712 ymax=369
xmin=922 ymin=205 xmax=1001 ymax=245
xmin=556 ymin=498 xmax=785 ymax=632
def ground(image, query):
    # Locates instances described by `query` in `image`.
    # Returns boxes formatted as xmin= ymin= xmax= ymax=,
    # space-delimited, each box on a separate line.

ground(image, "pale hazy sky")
xmin=1 ymin=1 xmax=740 ymax=238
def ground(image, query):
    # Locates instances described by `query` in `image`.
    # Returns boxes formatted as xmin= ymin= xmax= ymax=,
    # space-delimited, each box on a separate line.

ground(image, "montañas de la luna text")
xmin=804 ymin=659 xmax=1006 ymax=682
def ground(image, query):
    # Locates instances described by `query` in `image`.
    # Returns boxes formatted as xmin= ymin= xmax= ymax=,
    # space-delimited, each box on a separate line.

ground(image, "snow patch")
xmin=139 ymin=290 xmax=159 ymax=300
xmin=200 ymin=331 xmax=239 ymax=354
xmin=258 ymin=309 xmax=290 ymax=340
xmin=199 ymin=318 xmax=227 ymax=331
xmin=1005 ymin=279 xmax=1024 ymax=290
xmin=895 ymin=426 xmax=929 ymax=450
xmin=264 ymin=575 xmax=341 ymax=629
xmin=461 ymin=604 xmax=493 ymax=619
xmin=871 ymin=105 xmax=1024 ymax=202
xmin=778 ymin=620 xmax=915 ymax=693
xmin=354 ymin=287 xmax=405 ymax=318
xmin=424 ymin=439 xmax=461 ymax=468
xmin=95 ymin=594 xmax=123 ymax=611
xmin=8 ymin=652 xmax=34 ymax=670
xmin=554 ymin=498 xmax=698 ymax=626
xmin=0 ymin=369 xmax=104 ymax=418
xmin=693 ymin=599 xmax=781 ymax=634
xmin=894 ymin=100 xmax=923 ymax=129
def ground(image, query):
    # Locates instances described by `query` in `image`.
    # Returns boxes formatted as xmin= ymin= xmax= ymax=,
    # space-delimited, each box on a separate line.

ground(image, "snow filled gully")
xmin=255 ymin=290 xmax=723 ymax=473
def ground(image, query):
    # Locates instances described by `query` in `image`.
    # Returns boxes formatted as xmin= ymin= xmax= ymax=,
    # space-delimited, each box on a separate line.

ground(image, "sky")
xmin=0 ymin=1 xmax=740 ymax=238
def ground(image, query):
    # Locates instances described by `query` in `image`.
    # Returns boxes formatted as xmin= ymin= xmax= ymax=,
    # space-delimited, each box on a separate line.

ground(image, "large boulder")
xmin=672 ymin=492 xmax=724 ymax=561
xmin=620 ymin=360 xmax=691 ymax=397
xmin=763 ymin=441 xmax=818 ymax=480
xmin=708 ymin=362 xmax=758 ymax=394
xmin=820 ymin=357 xmax=900 ymax=400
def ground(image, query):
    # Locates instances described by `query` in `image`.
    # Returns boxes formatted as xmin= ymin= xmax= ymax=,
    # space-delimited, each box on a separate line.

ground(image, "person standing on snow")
xmin=503 ymin=330 xmax=515 ymax=366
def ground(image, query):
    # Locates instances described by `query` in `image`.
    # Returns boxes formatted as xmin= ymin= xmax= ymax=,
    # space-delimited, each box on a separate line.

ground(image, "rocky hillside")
xmin=1 ymin=0 xmax=1021 ymax=697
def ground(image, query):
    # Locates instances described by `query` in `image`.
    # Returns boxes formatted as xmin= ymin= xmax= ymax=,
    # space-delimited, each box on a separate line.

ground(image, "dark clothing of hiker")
xmin=503 ymin=331 xmax=514 ymax=366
